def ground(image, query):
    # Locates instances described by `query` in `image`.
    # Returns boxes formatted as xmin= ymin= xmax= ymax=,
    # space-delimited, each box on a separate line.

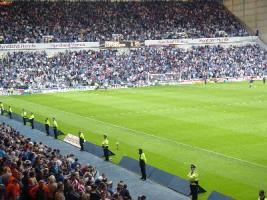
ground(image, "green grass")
xmin=1 ymin=81 xmax=267 ymax=200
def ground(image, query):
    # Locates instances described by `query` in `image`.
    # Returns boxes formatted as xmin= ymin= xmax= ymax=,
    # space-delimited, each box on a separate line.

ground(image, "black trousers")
xmin=140 ymin=163 xmax=146 ymax=180
xmin=30 ymin=119 xmax=34 ymax=129
xmin=190 ymin=184 xmax=198 ymax=200
xmin=54 ymin=127 xmax=58 ymax=139
xmin=8 ymin=112 xmax=12 ymax=119
xmin=80 ymin=139 xmax=84 ymax=151
xmin=23 ymin=117 xmax=27 ymax=125
xmin=103 ymin=146 xmax=109 ymax=161
xmin=45 ymin=124 xmax=49 ymax=135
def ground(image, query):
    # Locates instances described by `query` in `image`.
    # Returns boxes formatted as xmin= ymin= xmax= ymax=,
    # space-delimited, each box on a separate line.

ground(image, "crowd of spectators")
xmin=0 ymin=44 xmax=266 ymax=90
xmin=0 ymin=1 xmax=249 ymax=44
xmin=0 ymin=122 xmax=146 ymax=200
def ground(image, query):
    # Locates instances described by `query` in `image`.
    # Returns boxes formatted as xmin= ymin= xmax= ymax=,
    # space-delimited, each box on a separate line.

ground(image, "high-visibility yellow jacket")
xmin=102 ymin=138 xmax=109 ymax=147
xmin=29 ymin=114 xmax=35 ymax=120
xmin=53 ymin=120 xmax=58 ymax=128
xmin=45 ymin=119 xmax=50 ymax=126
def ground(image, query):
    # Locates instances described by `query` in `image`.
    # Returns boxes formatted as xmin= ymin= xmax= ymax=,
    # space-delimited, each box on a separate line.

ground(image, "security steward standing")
xmin=29 ymin=112 xmax=35 ymax=129
xmin=22 ymin=109 xmax=27 ymax=125
xmin=8 ymin=106 xmax=12 ymax=119
xmin=53 ymin=118 xmax=58 ymax=139
xmin=45 ymin=118 xmax=50 ymax=136
xmin=79 ymin=131 xmax=85 ymax=151
xmin=188 ymin=164 xmax=199 ymax=200
xmin=102 ymin=135 xmax=109 ymax=161
xmin=139 ymin=149 xmax=147 ymax=180
xmin=0 ymin=102 xmax=4 ymax=115
xmin=259 ymin=190 xmax=267 ymax=200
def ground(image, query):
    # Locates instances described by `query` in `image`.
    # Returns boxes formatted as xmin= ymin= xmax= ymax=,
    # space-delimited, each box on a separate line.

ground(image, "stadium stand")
xmin=0 ymin=44 xmax=266 ymax=89
xmin=0 ymin=1 xmax=266 ymax=199
xmin=0 ymin=1 xmax=249 ymax=43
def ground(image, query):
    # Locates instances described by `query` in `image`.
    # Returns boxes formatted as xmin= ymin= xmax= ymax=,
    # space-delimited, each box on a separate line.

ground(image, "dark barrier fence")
xmin=84 ymin=141 xmax=115 ymax=158
xmin=119 ymin=155 xmax=155 ymax=178
xmin=207 ymin=191 xmax=235 ymax=200
xmin=119 ymin=156 xmax=206 ymax=196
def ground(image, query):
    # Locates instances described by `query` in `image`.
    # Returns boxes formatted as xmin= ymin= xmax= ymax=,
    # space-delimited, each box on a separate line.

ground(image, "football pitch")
xmin=2 ymin=81 xmax=267 ymax=200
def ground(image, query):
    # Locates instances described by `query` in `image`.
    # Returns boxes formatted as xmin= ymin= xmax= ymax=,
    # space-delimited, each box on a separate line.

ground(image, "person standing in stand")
xmin=139 ymin=149 xmax=146 ymax=181
xmin=188 ymin=164 xmax=199 ymax=200
xmin=45 ymin=118 xmax=50 ymax=136
xmin=53 ymin=118 xmax=58 ymax=139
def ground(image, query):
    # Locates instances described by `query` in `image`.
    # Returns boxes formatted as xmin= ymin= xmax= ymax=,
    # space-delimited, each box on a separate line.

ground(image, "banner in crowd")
xmin=103 ymin=41 xmax=141 ymax=48
xmin=0 ymin=42 xmax=100 ymax=51
xmin=0 ymin=86 xmax=96 ymax=96
xmin=145 ymin=36 xmax=258 ymax=46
